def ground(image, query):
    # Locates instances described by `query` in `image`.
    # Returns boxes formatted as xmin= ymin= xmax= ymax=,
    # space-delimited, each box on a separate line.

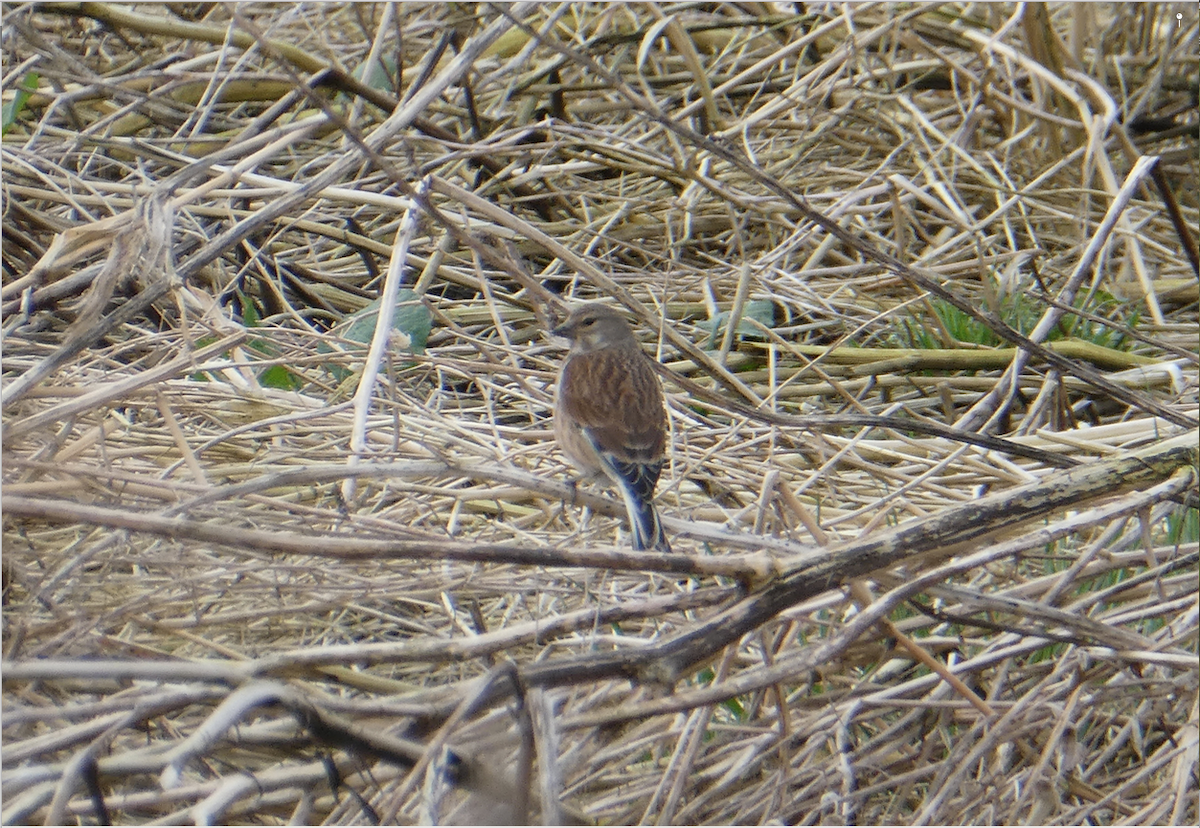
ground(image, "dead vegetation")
xmin=2 ymin=3 xmax=1197 ymax=825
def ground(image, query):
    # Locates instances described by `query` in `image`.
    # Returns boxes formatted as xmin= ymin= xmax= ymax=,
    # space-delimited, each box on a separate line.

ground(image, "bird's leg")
xmin=564 ymin=469 xmax=606 ymax=505
xmin=554 ymin=474 xmax=587 ymax=539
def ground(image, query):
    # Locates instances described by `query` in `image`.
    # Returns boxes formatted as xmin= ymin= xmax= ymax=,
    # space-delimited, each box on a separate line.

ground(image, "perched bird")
xmin=552 ymin=303 xmax=671 ymax=552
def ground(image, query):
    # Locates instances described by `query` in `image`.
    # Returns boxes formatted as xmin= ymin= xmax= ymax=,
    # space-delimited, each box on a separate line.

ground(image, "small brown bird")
xmin=552 ymin=303 xmax=671 ymax=552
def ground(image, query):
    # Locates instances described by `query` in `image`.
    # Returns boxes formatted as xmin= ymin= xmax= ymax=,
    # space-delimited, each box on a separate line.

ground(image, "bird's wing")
xmin=559 ymin=348 xmax=666 ymax=465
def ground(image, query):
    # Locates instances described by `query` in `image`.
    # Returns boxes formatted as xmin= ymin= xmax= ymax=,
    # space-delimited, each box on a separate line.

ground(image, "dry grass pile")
xmin=2 ymin=3 xmax=1198 ymax=825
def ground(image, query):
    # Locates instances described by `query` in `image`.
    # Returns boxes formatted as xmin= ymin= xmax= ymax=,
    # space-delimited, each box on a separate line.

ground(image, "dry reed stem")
xmin=3 ymin=3 xmax=1197 ymax=825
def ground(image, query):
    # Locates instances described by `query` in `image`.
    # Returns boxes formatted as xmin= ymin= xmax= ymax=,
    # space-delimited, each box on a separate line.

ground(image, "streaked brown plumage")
xmin=553 ymin=303 xmax=671 ymax=552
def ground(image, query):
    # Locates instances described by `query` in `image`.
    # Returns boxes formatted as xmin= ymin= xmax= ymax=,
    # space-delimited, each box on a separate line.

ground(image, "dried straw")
xmin=3 ymin=3 xmax=1197 ymax=825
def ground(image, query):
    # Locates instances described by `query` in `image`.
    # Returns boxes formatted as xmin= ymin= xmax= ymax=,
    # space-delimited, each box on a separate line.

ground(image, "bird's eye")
xmin=580 ymin=316 xmax=596 ymax=327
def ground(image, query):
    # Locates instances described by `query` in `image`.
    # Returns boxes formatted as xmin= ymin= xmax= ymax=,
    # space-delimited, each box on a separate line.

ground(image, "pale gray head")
xmin=551 ymin=303 xmax=637 ymax=354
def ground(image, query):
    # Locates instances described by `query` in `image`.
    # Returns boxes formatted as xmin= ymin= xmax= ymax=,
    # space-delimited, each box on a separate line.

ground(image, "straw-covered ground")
xmin=2 ymin=3 xmax=1197 ymax=825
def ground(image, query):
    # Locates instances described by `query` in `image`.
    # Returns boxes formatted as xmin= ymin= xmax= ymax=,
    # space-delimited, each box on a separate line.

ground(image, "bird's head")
xmin=551 ymin=303 xmax=636 ymax=353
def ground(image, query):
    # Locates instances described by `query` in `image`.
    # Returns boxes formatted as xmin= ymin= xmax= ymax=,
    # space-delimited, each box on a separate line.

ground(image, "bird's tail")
xmin=628 ymin=496 xmax=671 ymax=553
xmin=606 ymin=459 xmax=671 ymax=553
xmin=596 ymin=448 xmax=671 ymax=553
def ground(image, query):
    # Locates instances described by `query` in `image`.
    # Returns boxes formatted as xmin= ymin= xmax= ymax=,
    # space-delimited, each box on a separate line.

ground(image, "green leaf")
xmin=706 ymin=299 xmax=775 ymax=347
xmin=720 ymin=697 xmax=746 ymax=720
xmin=259 ymin=364 xmax=302 ymax=390
xmin=2 ymin=73 xmax=39 ymax=135
xmin=351 ymin=56 xmax=398 ymax=93
xmin=320 ymin=290 xmax=432 ymax=381
xmin=340 ymin=290 xmax=431 ymax=353
xmin=237 ymin=289 xmax=261 ymax=328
